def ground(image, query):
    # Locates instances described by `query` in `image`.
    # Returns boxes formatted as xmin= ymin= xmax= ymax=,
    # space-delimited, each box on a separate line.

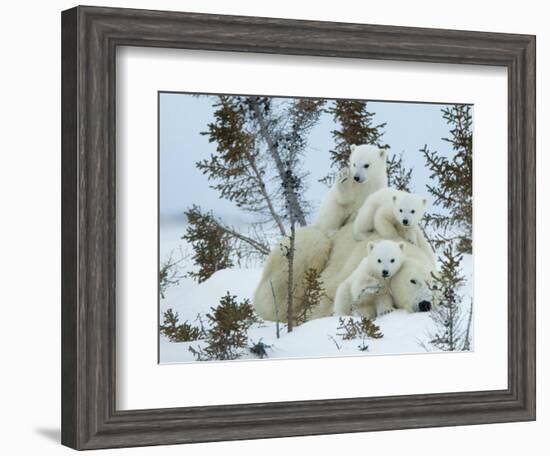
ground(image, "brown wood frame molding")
xmin=61 ymin=5 xmax=536 ymax=450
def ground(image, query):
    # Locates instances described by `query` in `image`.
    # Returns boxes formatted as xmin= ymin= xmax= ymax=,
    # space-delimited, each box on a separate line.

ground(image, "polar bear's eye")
xmin=377 ymin=259 xmax=381 ymax=263
xmin=399 ymin=209 xmax=403 ymax=213
xmin=410 ymin=279 xmax=417 ymax=284
xmin=363 ymin=164 xmax=369 ymax=169
xmin=390 ymin=259 xmax=395 ymax=263
xmin=411 ymin=209 xmax=415 ymax=214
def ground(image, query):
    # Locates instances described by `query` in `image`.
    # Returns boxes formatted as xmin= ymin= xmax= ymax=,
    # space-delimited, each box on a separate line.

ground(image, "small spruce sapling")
xmin=336 ymin=317 xmax=383 ymax=353
xmin=189 ymin=293 xmax=259 ymax=361
xmin=159 ymin=249 xmax=187 ymax=299
xmin=296 ymin=268 xmax=326 ymax=325
xmin=386 ymin=151 xmax=413 ymax=192
xmin=428 ymin=245 xmax=467 ymax=351
xmin=280 ymin=162 xmax=303 ymax=332
xmin=159 ymin=309 xmax=203 ymax=342
xmin=420 ymin=105 xmax=472 ymax=253
xmin=337 ymin=317 xmax=384 ymax=341
xmin=182 ymin=205 xmax=234 ymax=283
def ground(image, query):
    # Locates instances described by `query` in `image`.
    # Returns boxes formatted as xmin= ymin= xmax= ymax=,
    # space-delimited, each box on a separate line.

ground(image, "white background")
xmin=117 ymin=48 xmax=507 ymax=410
xmin=0 ymin=0 xmax=546 ymax=455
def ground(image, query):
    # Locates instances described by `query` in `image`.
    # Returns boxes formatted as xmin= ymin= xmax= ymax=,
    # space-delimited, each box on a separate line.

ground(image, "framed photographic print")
xmin=61 ymin=5 xmax=536 ymax=450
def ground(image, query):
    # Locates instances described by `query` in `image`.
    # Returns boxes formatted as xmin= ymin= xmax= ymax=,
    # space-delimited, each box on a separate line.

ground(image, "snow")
xmin=161 ymin=312 xmax=436 ymax=363
xmin=160 ymin=266 xmax=263 ymax=323
xmin=159 ymin=219 xmax=473 ymax=364
xmin=157 ymin=97 xmax=474 ymax=363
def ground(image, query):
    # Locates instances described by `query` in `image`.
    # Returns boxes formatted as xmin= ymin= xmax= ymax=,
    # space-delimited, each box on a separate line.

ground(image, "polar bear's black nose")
xmin=418 ymin=301 xmax=431 ymax=312
xmin=382 ymin=270 xmax=389 ymax=277
xmin=402 ymin=219 xmax=409 ymax=226
xmin=353 ymin=175 xmax=360 ymax=182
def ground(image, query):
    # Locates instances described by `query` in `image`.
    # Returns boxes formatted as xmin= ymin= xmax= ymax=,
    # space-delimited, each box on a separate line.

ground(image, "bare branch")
xmin=328 ymin=335 xmax=341 ymax=350
xmin=217 ymin=222 xmax=270 ymax=256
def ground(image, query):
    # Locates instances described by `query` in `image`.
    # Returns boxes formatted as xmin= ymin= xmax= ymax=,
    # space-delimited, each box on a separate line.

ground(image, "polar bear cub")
xmin=316 ymin=144 xmax=388 ymax=234
xmin=334 ymin=240 xmax=404 ymax=319
xmin=353 ymin=188 xmax=427 ymax=246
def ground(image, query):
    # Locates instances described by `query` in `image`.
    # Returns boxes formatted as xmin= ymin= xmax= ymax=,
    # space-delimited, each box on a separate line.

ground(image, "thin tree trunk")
xmin=269 ymin=281 xmax=280 ymax=339
xmin=449 ymin=296 xmax=455 ymax=351
xmin=249 ymin=98 xmax=307 ymax=226
xmin=419 ymin=222 xmax=436 ymax=254
xmin=462 ymin=300 xmax=473 ymax=351
xmin=286 ymin=220 xmax=296 ymax=332
xmin=244 ymin=149 xmax=287 ymax=237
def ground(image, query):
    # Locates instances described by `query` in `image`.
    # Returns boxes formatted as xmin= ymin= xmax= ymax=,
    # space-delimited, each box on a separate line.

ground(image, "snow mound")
xmin=160 ymin=253 xmax=473 ymax=363
xmin=161 ymin=267 xmax=263 ymax=323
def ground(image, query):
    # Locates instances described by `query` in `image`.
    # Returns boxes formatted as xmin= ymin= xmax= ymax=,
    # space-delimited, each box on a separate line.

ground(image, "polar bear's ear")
xmin=367 ymin=242 xmax=375 ymax=252
xmin=350 ymin=144 xmax=357 ymax=153
xmin=392 ymin=195 xmax=398 ymax=203
xmin=379 ymin=149 xmax=386 ymax=159
xmin=398 ymin=242 xmax=405 ymax=251
xmin=422 ymin=198 xmax=427 ymax=206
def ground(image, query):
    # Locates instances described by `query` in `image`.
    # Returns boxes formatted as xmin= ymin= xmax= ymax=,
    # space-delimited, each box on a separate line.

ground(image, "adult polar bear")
xmin=252 ymin=144 xmax=436 ymax=322
xmin=309 ymin=224 xmax=436 ymax=319
xmin=253 ymin=223 xmax=436 ymax=322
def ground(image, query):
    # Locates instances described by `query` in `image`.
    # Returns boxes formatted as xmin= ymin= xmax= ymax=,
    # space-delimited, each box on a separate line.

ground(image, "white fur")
xmin=388 ymin=255 xmax=436 ymax=313
xmin=252 ymin=226 xmax=332 ymax=322
xmin=366 ymin=239 xmax=405 ymax=279
xmin=253 ymin=223 xmax=437 ymax=323
xmin=354 ymin=187 xmax=435 ymax=263
xmin=315 ymin=144 xmax=387 ymax=234
xmin=334 ymin=240 xmax=405 ymax=318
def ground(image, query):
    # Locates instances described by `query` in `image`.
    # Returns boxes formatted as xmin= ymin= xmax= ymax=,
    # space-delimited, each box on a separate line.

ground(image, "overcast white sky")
xmin=159 ymin=93 xmax=459 ymax=226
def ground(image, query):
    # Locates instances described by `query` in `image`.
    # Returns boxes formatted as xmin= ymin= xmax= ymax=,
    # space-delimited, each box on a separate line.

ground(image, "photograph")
xmin=158 ymin=93 xmax=474 ymax=363
xmin=0 ymin=0 xmax=540 ymax=453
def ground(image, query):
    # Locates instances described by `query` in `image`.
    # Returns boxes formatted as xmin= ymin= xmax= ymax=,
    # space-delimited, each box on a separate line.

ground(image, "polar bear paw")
xmin=359 ymin=284 xmax=382 ymax=298
xmin=337 ymin=167 xmax=350 ymax=182
xmin=375 ymin=296 xmax=395 ymax=317
xmin=377 ymin=307 xmax=394 ymax=317
xmin=335 ymin=167 xmax=353 ymax=191
xmin=405 ymin=233 xmax=418 ymax=245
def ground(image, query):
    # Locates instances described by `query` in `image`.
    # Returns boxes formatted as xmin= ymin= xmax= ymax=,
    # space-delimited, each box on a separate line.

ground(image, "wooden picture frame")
xmin=61 ymin=5 xmax=536 ymax=450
